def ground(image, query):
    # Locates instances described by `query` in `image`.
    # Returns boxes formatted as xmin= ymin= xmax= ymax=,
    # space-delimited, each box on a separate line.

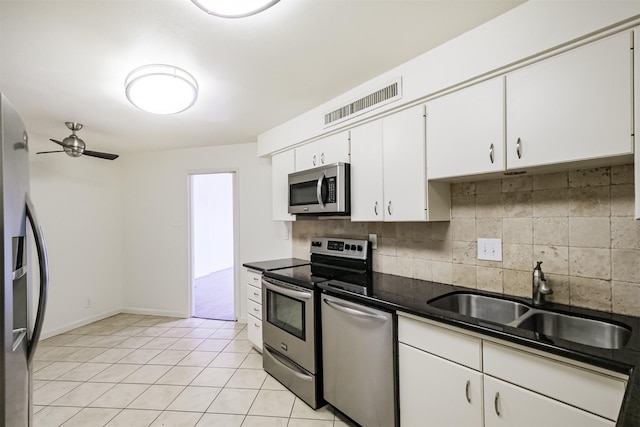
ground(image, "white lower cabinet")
xmin=484 ymin=375 xmax=613 ymax=427
xmin=245 ymin=268 xmax=263 ymax=352
xmin=399 ymin=343 xmax=482 ymax=427
xmin=397 ymin=313 xmax=626 ymax=427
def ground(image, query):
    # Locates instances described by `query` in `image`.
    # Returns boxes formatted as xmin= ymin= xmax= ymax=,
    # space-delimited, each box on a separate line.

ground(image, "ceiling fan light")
xmin=125 ymin=64 xmax=198 ymax=115
xmin=191 ymin=0 xmax=280 ymax=18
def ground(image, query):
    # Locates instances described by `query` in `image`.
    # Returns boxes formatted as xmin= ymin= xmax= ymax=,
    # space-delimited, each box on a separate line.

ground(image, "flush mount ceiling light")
xmin=125 ymin=64 xmax=198 ymax=115
xmin=191 ymin=0 xmax=280 ymax=18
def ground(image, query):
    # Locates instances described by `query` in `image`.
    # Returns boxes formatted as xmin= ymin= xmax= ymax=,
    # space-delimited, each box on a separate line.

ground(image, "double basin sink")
xmin=427 ymin=292 xmax=632 ymax=350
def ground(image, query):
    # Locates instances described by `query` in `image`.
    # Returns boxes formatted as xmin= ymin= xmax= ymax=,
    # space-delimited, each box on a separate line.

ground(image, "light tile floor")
xmin=33 ymin=314 xmax=354 ymax=427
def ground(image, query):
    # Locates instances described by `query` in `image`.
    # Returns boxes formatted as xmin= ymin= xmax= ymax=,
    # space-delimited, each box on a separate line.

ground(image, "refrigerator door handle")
xmin=25 ymin=195 xmax=49 ymax=365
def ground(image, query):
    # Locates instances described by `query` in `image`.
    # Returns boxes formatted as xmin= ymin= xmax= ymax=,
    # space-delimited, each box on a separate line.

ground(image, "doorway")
xmin=189 ymin=172 xmax=237 ymax=321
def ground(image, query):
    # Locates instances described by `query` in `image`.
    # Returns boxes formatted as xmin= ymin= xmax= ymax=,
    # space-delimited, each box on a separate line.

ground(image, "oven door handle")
xmin=262 ymin=279 xmax=312 ymax=300
xmin=323 ymin=298 xmax=388 ymax=322
xmin=316 ymin=174 xmax=326 ymax=209
xmin=264 ymin=346 xmax=313 ymax=381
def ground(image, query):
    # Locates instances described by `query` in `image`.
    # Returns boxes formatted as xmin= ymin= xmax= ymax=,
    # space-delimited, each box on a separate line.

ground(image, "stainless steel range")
xmin=261 ymin=237 xmax=371 ymax=409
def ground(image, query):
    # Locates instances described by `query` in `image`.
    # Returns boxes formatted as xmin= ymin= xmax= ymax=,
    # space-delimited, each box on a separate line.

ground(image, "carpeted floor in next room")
xmin=194 ymin=268 xmax=235 ymax=321
xmin=33 ymin=313 xmax=354 ymax=427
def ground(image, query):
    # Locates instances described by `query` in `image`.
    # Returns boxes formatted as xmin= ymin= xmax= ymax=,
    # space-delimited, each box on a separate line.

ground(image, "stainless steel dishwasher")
xmin=321 ymin=293 xmax=397 ymax=427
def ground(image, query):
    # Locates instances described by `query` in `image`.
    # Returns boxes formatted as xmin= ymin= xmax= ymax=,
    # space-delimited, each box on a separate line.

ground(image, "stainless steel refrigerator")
xmin=1 ymin=93 xmax=50 ymax=426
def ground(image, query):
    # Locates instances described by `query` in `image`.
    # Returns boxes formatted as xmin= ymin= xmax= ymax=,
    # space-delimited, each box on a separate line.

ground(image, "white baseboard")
xmin=120 ymin=307 xmax=186 ymax=318
xmin=40 ymin=307 xmax=241 ymax=340
xmin=40 ymin=308 xmax=121 ymax=340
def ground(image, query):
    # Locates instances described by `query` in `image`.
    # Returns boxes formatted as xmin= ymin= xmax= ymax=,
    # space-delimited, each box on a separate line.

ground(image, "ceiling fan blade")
xmin=83 ymin=150 xmax=119 ymax=160
xmin=36 ymin=150 xmax=65 ymax=154
xmin=49 ymin=138 xmax=66 ymax=147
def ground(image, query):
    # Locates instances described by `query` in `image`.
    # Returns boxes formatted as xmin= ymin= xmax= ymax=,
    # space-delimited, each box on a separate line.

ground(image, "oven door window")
xmin=266 ymin=289 xmax=305 ymax=340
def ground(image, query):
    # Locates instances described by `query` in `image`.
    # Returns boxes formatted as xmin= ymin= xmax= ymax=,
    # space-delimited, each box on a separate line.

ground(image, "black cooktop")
xmin=263 ymin=265 xmax=330 ymax=290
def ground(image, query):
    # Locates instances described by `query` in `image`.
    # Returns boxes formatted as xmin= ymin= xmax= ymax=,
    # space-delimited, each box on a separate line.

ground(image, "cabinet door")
xmin=319 ymin=131 xmax=350 ymax=166
xmin=271 ymin=151 xmax=296 ymax=221
xmin=506 ymin=31 xmax=633 ymax=170
xmin=294 ymin=132 xmax=350 ymax=171
xmin=350 ymin=120 xmax=385 ymax=221
xmin=294 ymin=142 xmax=319 ymax=171
xmin=247 ymin=314 xmax=263 ymax=353
xmin=484 ymin=375 xmax=614 ymax=427
xmin=427 ymin=77 xmax=505 ymax=179
xmin=399 ymin=343 xmax=482 ymax=427
xmin=382 ymin=105 xmax=427 ymax=221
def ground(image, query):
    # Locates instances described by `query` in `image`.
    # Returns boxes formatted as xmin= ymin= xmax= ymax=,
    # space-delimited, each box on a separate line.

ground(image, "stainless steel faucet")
xmin=532 ymin=261 xmax=553 ymax=306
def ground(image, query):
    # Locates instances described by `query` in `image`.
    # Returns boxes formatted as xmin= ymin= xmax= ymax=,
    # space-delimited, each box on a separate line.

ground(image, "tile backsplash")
xmin=292 ymin=164 xmax=640 ymax=317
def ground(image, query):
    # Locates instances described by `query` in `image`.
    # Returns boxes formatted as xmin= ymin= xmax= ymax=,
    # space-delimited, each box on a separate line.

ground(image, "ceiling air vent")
xmin=324 ymin=78 xmax=402 ymax=128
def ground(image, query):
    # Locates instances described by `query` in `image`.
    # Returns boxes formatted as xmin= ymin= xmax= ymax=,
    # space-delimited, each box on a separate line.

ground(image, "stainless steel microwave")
xmin=288 ymin=162 xmax=350 ymax=215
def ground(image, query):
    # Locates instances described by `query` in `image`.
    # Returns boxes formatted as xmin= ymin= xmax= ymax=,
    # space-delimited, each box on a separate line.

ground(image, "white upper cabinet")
xmin=634 ymin=27 xmax=640 ymax=220
xmin=425 ymin=30 xmax=633 ymax=182
xmin=271 ymin=150 xmax=295 ymax=221
xmin=382 ymin=105 xmax=429 ymax=221
xmin=351 ymin=105 xmax=451 ymax=222
xmin=506 ymin=31 xmax=633 ymax=170
xmin=294 ymin=131 xmax=350 ymax=171
xmin=350 ymin=120 xmax=384 ymax=221
xmin=426 ymin=77 xmax=506 ymax=180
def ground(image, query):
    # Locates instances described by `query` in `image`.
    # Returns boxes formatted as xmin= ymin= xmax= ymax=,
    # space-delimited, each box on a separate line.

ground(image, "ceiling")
xmin=0 ymin=0 xmax=524 ymax=156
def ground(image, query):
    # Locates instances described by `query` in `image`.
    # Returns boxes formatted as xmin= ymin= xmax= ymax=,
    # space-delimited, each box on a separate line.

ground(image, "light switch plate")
xmin=477 ymin=238 xmax=502 ymax=261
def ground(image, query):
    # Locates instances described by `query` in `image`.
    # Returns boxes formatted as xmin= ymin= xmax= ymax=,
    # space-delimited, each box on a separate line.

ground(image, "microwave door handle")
xmin=316 ymin=174 xmax=326 ymax=209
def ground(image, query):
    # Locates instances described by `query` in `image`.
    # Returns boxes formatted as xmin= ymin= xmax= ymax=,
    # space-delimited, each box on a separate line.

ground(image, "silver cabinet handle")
xmin=312 ymin=154 xmax=316 ymax=166
xmin=254 ymin=323 xmax=260 ymax=328
xmin=320 ymin=152 xmax=325 ymax=164
xmin=323 ymin=298 xmax=388 ymax=322
xmin=489 ymin=143 xmax=494 ymax=164
xmin=516 ymin=138 xmax=522 ymax=159
xmin=316 ymin=174 xmax=326 ymax=209
xmin=26 ymin=195 xmax=50 ymax=365
xmin=387 ymin=201 xmax=392 ymax=216
xmin=465 ymin=380 xmax=471 ymax=403
xmin=253 ymin=307 xmax=259 ymax=312
xmin=494 ymin=392 xmax=501 ymax=417
xmin=252 ymin=276 xmax=259 ymax=282
xmin=374 ymin=201 xmax=379 ymax=216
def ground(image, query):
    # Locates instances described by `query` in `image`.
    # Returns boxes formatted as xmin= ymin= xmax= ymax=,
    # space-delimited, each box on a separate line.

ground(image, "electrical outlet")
xmin=477 ymin=238 xmax=502 ymax=261
xmin=368 ymin=233 xmax=378 ymax=250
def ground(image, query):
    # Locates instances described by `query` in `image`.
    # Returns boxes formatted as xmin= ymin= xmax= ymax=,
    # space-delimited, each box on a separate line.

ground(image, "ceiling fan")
xmin=38 ymin=122 xmax=119 ymax=160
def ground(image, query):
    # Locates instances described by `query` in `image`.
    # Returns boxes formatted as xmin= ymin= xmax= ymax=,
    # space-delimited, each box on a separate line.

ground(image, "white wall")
xmin=258 ymin=0 xmax=640 ymax=156
xmin=120 ymin=142 xmax=291 ymax=320
xmin=191 ymin=173 xmax=234 ymax=278
xmin=29 ymin=150 xmax=123 ymax=338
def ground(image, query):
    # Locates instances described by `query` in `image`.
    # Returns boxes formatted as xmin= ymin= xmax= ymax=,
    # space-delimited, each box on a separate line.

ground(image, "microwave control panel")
xmin=326 ymin=177 xmax=336 ymax=203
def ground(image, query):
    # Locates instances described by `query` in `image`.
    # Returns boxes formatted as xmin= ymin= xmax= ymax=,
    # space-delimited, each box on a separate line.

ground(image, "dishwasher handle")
xmin=323 ymin=297 xmax=388 ymax=322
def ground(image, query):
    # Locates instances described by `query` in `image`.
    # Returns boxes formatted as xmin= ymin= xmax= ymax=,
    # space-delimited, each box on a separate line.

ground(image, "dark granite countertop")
xmin=242 ymin=258 xmax=309 ymax=272
xmin=318 ymin=272 xmax=640 ymax=427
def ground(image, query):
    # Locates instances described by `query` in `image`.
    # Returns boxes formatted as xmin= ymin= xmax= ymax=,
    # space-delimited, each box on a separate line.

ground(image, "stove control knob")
xmin=345 ymin=244 xmax=351 ymax=250
xmin=357 ymin=245 xmax=363 ymax=251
